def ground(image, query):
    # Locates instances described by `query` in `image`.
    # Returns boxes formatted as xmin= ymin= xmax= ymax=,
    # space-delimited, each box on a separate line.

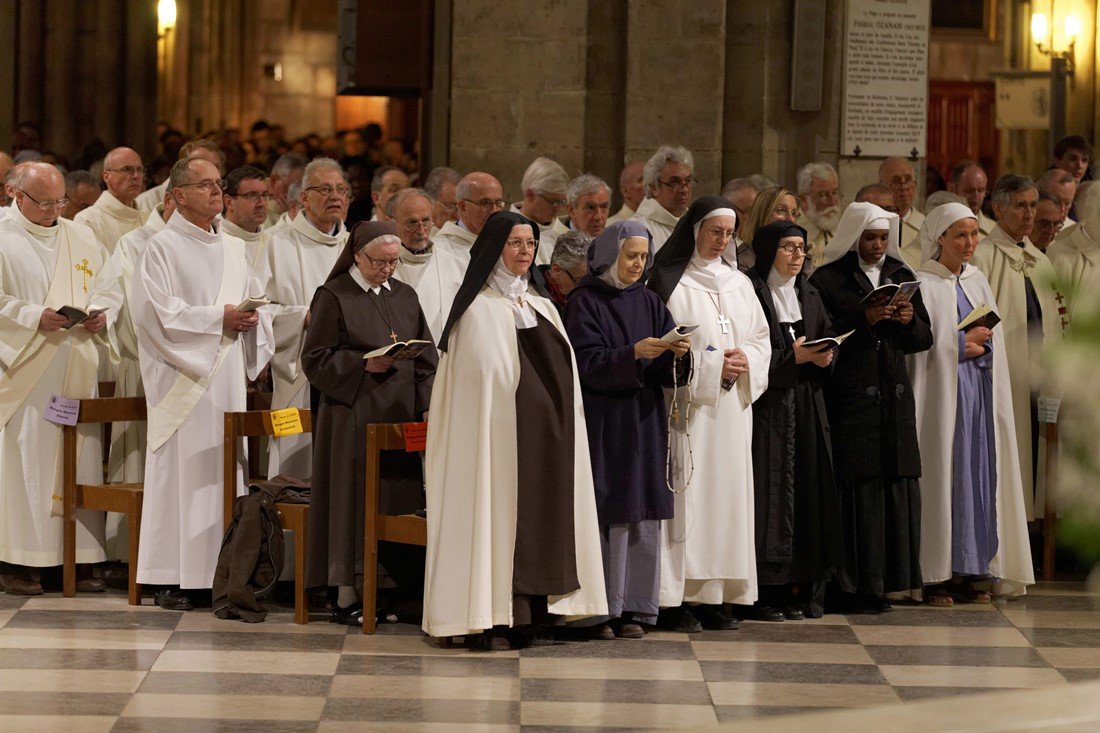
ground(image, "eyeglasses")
xmin=363 ymin=254 xmax=400 ymax=270
xmin=504 ymin=238 xmax=537 ymax=252
xmin=1034 ymin=219 xmax=1064 ymax=231
xmin=779 ymin=243 xmax=808 ymax=256
xmin=434 ymin=200 xmax=458 ymax=213
xmin=773 ymin=205 xmax=801 ymax=219
xmin=462 ymin=198 xmax=507 ymax=210
xmin=888 ymin=175 xmax=916 ymax=188
xmin=538 ymin=193 xmax=567 ymax=208
xmin=401 ymin=216 xmax=433 ymax=231
xmin=229 ymin=191 xmax=274 ymax=203
xmin=809 ymin=188 xmax=840 ymax=203
xmin=179 ymin=179 xmax=226 ymax=193
xmin=18 ymin=189 xmax=69 ymax=210
xmin=106 ymin=166 xmax=146 ymax=177
xmin=305 ymin=185 xmax=352 ymax=198
xmin=657 ymin=176 xmax=697 ymax=191
xmin=702 ymin=225 xmax=736 ymax=240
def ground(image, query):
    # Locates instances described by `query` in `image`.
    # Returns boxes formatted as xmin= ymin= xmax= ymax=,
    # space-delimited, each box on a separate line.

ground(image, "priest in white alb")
xmin=1048 ymin=182 xmax=1100 ymax=321
xmin=416 ymin=172 xmax=505 ymax=341
xmin=633 ymin=146 xmax=695 ymax=251
xmin=647 ymin=195 xmax=771 ymax=632
xmin=221 ymin=165 xmax=272 ymax=268
xmin=388 ymin=187 xmax=435 ymax=289
xmin=132 ymin=156 xmax=273 ymax=610
xmin=510 ymin=157 xmax=570 ymax=266
xmin=135 ymin=139 xmax=226 ymax=217
xmin=0 ymin=163 xmax=111 ymax=595
xmin=256 ymin=158 xmax=349 ymax=481
xmin=74 ymin=147 xmax=146 ymax=254
xmin=971 ymin=174 xmax=1062 ymax=520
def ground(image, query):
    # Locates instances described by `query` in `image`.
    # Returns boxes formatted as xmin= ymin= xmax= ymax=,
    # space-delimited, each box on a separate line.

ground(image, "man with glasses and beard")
xmin=798 ymin=162 xmax=842 ymax=268
xmin=256 ymin=158 xmax=351 ymax=482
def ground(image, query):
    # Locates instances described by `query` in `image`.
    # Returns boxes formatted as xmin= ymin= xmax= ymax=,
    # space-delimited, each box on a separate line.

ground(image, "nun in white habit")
xmin=907 ymin=203 xmax=1033 ymax=603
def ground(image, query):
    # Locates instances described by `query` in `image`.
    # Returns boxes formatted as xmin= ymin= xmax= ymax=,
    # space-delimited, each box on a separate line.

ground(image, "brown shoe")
xmin=76 ymin=578 xmax=107 ymax=593
xmin=2 ymin=572 xmax=44 ymax=596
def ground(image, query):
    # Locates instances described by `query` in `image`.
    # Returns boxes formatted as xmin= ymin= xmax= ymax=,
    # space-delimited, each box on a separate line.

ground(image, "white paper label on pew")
xmin=1037 ymin=397 xmax=1061 ymax=424
xmin=43 ymin=395 xmax=80 ymax=426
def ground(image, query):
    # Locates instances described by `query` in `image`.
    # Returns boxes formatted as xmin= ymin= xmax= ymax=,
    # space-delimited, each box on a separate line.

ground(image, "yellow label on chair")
xmin=271 ymin=408 xmax=304 ymax=437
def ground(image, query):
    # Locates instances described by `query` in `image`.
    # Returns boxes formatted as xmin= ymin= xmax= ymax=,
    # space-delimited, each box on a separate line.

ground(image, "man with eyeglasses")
xmin=136 ymin=139 xmax=227 ymax=217
xmin=512 ymin=157 xmax=571 ymax=265
xmin=539 ymin=231 xmax=592 ymax=314
xmin=222 ymin=166 xmax=273 ymax=267
xmin=417 ymin=171 xmax=506 ymax=341
xmin=61 ymin=170 xmax=101 ymax=221
xmin=607 ymin=161 xmax=645 ymax=225
xmin=633 ymin=145 xmax=696 ymax=251
xmin=132 ymin=155 xmax=274 ymax=611
xmin=74 ymin=147 xmax=146 ymax=255
xmin=423 ymin=166 xmax=462 ymax=234
xmin=0 ymin=162 xmax=112 ymax=597
xmin=552 ymin=174 xmax=611 ymax=246
xmin=385 ymin=188 xmax=435 ymax=289
xmin=1031 ymin=192 xmax=1064 ymax=252
xmin=256 ymin=157 xmax=351 ymax=483
xmin=1048 ymin=182 xmax=1100 ymax=321
xmin=797 ymin=162 xmax=842 ymax=267
xmin=1038 ymin=168 xmax=1078 ymax=232
xmin=949 ymin=160 xmax=996 ymax=236
xmin=879 ymin=157 xmax=925 ymax=271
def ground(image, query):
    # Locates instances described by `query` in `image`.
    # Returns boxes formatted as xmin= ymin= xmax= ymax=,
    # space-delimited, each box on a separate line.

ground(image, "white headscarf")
xmin=817 ymin=202 xmax=905 ymax=270
xmin=767 ymin=265 xmax=801 ymax=323
xmin=488 ymin=258 xmax=537 ymax=328
xmin=919 ymin=203 xmax=977 ymax=266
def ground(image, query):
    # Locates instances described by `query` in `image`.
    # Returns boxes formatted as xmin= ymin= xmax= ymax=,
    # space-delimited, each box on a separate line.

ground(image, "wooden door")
xmin=927 ymin=80 xmax=999 ymax=182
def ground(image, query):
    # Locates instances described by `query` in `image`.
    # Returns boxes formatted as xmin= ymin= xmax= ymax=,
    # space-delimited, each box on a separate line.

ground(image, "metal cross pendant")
xmin=788 ymin=325 xmax=797 ymax=342
xmin=716 ymin=314 xmax=731 ymax=334
xmin=75 ymin=258 xmax=93 ymax=293
xmin=390 ymin=330 xmax=398 ymax=343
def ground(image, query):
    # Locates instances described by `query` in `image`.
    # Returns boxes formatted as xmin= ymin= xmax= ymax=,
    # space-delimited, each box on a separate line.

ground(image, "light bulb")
xmin=1032 ymin=12 xmax=1049 ymax=43
xmin=158 ymin=0 xmax=177 ymax=32
xmin=1066 ymin=14 xmax=1082 ymax=41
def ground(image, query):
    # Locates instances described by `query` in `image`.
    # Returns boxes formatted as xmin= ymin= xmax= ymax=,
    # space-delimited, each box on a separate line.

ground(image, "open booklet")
xmin=801 ymin=329 xmax=855 ymax=350
xmin=234 ymin=296 xmax=271 ymax=312
xmin=957 ymin=303 xmax=1001 ymax=331
xmin=56 ymin=305 xmax=106 ymax=328
xmin=364 ymin=340 xmax=433 ymax=361
xmin=860 ymin=281 xmax=920 ymax=307
xmin=659 ymin=324 xmax=699 ymax=343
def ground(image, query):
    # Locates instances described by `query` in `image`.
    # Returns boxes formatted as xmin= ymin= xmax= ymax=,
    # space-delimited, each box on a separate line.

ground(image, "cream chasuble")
xmin=0 ymin=208 xmax=110 ymax=566
xmin=908 ymin=261 xmax=1033 ymax=596
xmin=132 ymin=212 xmax=273 ymax=588
xmin=256 ymin=212 xmax=346 ymax=480
xmin=972 ymin=225 xmax=1063 ymax=519
xmin=1047 ymin=224 xmax=1100 ymax=322
xmin=898 ymin=208 xmax=926 ymax=272
xmin=660 ymin=254 xmax=771 ymax=607
xmin=415 ymin=220 xmax=478 ymax=342
xmin=632 ymin=197 xmax=682 ymax=252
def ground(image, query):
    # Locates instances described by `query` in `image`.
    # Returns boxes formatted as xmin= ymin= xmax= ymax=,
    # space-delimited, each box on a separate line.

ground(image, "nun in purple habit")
xmin=564 ymin=220 xmax=690 ymax=638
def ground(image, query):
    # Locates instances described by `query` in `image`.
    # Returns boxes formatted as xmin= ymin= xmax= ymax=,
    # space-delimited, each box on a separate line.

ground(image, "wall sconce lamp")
xmin=157 ymin=0 xmax=177 ymax=35
xmin=1031 ymin=11 xmax=1079 ymax=77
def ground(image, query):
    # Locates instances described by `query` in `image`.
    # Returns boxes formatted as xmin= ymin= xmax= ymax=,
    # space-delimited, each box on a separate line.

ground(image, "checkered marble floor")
xmin=0 ymin=582 xmax=1098 ymax=731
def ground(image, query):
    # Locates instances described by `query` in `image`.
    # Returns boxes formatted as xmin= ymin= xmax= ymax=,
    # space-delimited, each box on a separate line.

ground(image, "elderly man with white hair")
xmin=633 ymin=145 xmax=695 ymax=251
xmin=256 ymin=157 xmax=351 ymax=481
xmin=75 ymin=146 xmax=146 ymax=254
xmin=797 ymin=162 xmax=842 ymax=267
xmin=422 ymin=166 xmax=462 ymax=233
xmin=608 ymin=161 xmax=645 ymax=224
xmin=512 ymin=156 xmax=571 ymax=264
xmin=879 ymin=157 xmax=925 ymax=271
xmin=539 ymin=230 xmax=592 ymax=313
xmin=948 ymin=160 xmax=994 ymax=236
xmin=547 ymin=174 xmax=611 ymax=253
xmin=388 ymin=187 xmax=435 ymax=289
xmin=0 ymin=162 xmax=112 ymax=595
xmin=264 ymin=152 xmax=308 ymax=229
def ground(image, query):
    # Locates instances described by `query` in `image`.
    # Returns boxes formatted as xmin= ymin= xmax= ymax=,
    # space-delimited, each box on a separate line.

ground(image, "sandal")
xmin=331 ymin=602 xmax=365 ymax=626
xmin=947 ymin=579 xmax=991 ymax=604
xmin=924 ymin=586 xmax=954 ymax=607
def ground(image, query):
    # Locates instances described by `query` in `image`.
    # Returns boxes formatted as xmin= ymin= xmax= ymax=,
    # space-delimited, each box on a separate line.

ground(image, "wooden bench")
xmin=222 ymin=409 xmax=312 ymax=624
xmin=362 ymin=422 xmax=428 ymax=634
xmin=61 ymin=396 xmax=146 ymax=605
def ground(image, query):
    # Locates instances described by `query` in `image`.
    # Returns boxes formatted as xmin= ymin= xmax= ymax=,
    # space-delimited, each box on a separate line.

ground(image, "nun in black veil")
xmin=420 ymin=211 xmax=607 ymax=651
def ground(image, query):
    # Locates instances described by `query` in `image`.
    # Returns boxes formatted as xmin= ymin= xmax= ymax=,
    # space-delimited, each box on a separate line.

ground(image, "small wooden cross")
xmin=716 ymin=314 xmax=731 ymax=335
xmin=390 ymin=330 xmax=398 ymax=343
xmin=75 ymin=258 xmax=93 ymax=293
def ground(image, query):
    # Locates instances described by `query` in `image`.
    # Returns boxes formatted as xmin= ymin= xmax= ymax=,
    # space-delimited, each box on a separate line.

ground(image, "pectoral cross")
xmin=1056 ymin=291 xmax=1069 ymax=331
xmin=788 ymin=325 xmax=797 ymax=342
xmin=75 ymin=258 xmax=93 ymax=293
xmin=390 ymin=330 xmax=398 ymax=343
xmin=716 ymin=314 xmax=731 ymax=335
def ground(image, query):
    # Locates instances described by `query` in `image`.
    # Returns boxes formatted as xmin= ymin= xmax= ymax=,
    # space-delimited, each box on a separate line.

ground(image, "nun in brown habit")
xmin=302 ymin=220 xmax=437 ymax=625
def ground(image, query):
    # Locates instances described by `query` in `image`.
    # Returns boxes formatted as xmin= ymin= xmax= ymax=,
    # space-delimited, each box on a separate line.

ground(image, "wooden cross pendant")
xmin=75 ymin=258 xmax=93 ymax=293
xmin=716 ymin=314 xmax=731 ymax=335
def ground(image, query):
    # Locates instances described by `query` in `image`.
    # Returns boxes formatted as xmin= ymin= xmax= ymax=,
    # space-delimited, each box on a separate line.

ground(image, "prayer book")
xmin=364 ymin=340 xmax=433 ymax=360
xmin=56 ymin=305 xmax=106 ymax=328
xmin=801 ymin=329 xmax=855 ymax=350
xmin=956 ymin=304 xmax=1001 ymax=331
xmin=660 ymin=324 xmax=699 ymax=343
xmin=234 ymin=296 xmax=271 ymax=312
xmin=860 ymin=281 xmax=919 ymax=306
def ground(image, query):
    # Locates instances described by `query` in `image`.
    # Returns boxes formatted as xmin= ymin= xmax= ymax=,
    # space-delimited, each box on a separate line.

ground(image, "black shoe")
xmin=693 ymin=604 xmax=740 ymax=630
xmin=752 ymin=605 xmax=786 ymax=622
xmin=466 ymin=631 xmax=511 ymax=652
xmin=332 ymin=602 xmax=365 ymax=626
xmin=783 ymin=606 xmax=805 ymax=621
xmin=154 ymin=588 xmax=193 ymax=611
xmin=657 ymin=605 xmax=703 ymax=633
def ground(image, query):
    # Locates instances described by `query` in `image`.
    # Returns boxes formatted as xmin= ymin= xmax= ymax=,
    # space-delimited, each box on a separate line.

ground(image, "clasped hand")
xmin=722 ymin=348 xmax=748 ymax=381
xmin=224 ymin=304 xmax=259 ymax=334
xmin=964 ymin=326 xmax=992 ymax=360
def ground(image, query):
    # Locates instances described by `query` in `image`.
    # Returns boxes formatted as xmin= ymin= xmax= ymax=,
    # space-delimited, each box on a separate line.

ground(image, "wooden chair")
xmin=61 ymin=396 xmax=146 ymax=605
xmin=222 ymin=409 xmax=312 ymax=624
xmin=362 ymin=422 xmax=428 ymax=634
